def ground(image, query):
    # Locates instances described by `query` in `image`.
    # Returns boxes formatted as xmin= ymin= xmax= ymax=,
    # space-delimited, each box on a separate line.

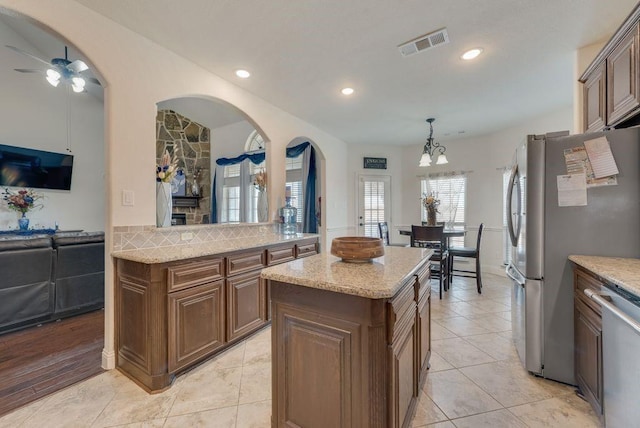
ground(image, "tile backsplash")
xmin=113 ymin=223 xmax=277 ymax=251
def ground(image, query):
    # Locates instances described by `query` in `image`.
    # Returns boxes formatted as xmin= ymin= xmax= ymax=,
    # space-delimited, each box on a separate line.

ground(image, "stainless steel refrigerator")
xmin=505 ymin=127 xmax=640 ymax=385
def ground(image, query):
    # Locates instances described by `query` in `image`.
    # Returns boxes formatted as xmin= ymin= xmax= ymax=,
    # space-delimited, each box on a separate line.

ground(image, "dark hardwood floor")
xmin=0 ymin=310 xmax=105 ymax=417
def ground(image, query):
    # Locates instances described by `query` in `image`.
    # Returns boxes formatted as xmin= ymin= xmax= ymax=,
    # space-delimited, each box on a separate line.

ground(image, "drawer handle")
xmin=584 ymin=289 xmax=640 ymax=336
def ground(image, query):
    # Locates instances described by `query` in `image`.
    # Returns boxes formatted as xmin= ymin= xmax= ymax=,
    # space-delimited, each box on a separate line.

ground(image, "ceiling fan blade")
xmin=14 ymin=68 xmax=43 ymax=74
xmin=68 ymin=59 xmax=88 ymax=73
xmin=85 ymin=76 xmax=102 ymax=86
xmin=5 ymin=45 xmax=51 ymax=67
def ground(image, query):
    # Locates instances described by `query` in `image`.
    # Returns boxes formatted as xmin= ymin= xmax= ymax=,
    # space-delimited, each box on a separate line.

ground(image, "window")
xmin=362 ymin=180 xmax=386 ymax=237
xmin=221 ymin=164 xmax=240 ymax=222
xmin=248 ymin=161 xmax=265 ymax=223
xmin=421 ymin=174 xmax=466 ymax=247
xmin=286 ymin=154 xmax=304 ymax=223
xmin=245 ymin=130 xmax=265 ymax=152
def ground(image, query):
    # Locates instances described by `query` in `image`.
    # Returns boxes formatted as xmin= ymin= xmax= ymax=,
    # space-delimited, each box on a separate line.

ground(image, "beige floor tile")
xmin=508 ymin=393 xmax=601 ymax=428
xmin=109 ymin=419 xmax=167 ymax=428
xmin=243 ymin=335 xmax=271 ymax=366
xmin=236 ymin=399 xmax=271 ymax=428
xmin=427 ymin=351 xmax=454 ymax=372
xmin=431 ymin=304 xmax=463 ymax=320
xmin=91 ymin=395 xmax=176 ymax=428
xmin=188 ymin=341 xmax=246 ymax=375
xmin=467 ymin=299 xmax=510 ymax=313
xmin=163 ymin=406 xmax=237 ymax=428
xmin=443 ymin=302 xmax=490 ymax=317
xmin=433 ymin=317 xmax=490 ymax=337
xmin=425 ymin=422 xmax=456 ymax=428
xmin=0 ymin=397 xmax=49 ymax=427
xmin=422 ymin=369 xmax=502 ymax=419
xmin=463 ymin=314 xmax=512 ymax=333
xmin=430 ymin=321 xmax=458 ymax=340
xmin=239 ymin=362 xmax=271 ymax=404
xmin=451 ymin=408 xmax=527 ymax=427
xmin=461 ymin=333 xmax=518 ymax=361
xmin=432 ymin=337 xmax=495 ymax=368
xmin=169 ymin=366 xmax=242 ymax=417
xmin=460 ymin=359 xmax=555 ymax=407
xmin=495 ymin=310 xmax=512 ymax=321
xmin=410 ymin=394 xmax=448 ymax=427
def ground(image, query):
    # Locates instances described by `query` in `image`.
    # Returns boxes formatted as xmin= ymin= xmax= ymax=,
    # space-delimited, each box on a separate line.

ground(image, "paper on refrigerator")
xmin=557 ymin=173 xmax=587 ymax=207
xmin=583 ymin=136 xmax=619 ymax=178
xmin=563 ymin=146 xmax=617 ymax=187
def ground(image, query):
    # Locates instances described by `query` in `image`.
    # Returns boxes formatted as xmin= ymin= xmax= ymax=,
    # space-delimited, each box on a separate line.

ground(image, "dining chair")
xmin=411 ymin=225 xmax=449 ymax=299
xmin=448 ymin=223 xmax=483 ymax=293
xmin=378 ymin=222 xmax=409 ymax=247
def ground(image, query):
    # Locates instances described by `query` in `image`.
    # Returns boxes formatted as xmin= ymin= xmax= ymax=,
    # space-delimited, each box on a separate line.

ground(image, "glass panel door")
xmin=357 ymin=175 xmax=390 ymax=237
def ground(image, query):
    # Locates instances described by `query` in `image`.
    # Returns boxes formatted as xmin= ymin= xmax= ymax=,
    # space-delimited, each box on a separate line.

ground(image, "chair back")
xmin=476 ymin=223 xmax=484 ymax=250
xmin=411 ymin=225 xmax=445 ymax=248
xmin=378 ymin=222 xmax=390 ymax=245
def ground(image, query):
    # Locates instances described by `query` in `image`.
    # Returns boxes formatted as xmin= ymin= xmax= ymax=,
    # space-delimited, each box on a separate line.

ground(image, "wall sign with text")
xmin=363 ymin=157 xmax=387 ymax=169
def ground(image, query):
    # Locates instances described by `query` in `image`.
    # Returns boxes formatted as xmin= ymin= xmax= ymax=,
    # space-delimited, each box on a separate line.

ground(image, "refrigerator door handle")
xmin=506 ymin=262 xmax=525 ymax=286
xmin=506 ymin=164 xmax=521 ymax=247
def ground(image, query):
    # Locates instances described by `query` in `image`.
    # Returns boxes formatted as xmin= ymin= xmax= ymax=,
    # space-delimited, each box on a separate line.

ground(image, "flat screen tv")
xmin=0 ymin=144 xmax=73 ymax=190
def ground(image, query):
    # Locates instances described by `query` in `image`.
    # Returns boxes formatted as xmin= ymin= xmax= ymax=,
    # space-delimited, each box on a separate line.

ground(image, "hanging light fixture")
xmin=419 ymin=118 xmax=448 ymax=167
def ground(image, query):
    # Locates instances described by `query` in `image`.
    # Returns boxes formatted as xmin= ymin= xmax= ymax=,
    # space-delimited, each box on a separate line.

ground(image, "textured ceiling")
xmin=13 ymin=1 xmax=640 ymax=145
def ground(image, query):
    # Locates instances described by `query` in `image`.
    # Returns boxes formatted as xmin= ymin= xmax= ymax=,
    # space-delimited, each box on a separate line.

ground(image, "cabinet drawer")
xmin=267 ymin=244 xmax=296 ymax=265
xmin=575 ymin=268 xmax=603 ymax=315
xmin=296 ymin=242 xmax=318 ymax=258
xmin=167 ymin=258 xmax=224 ymax=292
xmin=227 ymin=250 xmax=266 ymax=276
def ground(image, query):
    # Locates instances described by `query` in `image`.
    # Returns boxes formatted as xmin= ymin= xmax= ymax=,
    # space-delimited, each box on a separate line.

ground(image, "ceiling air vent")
xmin=398 ymin=28 xmax=450 ymax=57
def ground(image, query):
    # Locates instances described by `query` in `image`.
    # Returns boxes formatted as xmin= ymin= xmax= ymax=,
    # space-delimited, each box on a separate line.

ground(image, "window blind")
xmin=363 ymin=180 xmax=385 ymax=238
xmin=421 ymin=174 xmax=467 ymax=247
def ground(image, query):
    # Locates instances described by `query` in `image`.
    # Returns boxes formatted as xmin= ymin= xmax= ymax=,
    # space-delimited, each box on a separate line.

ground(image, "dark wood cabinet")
xmin=115 ymin=236 xmax=319 ymax=392
xmin=580 ymin=5 xmax=640 ymax=131
xmin=607 ymin=24 xmax=640 ymax=125
xmin=583 ymin=64 xmax=606 ymax=133
xmin=270 ymin=256 xmax=431 ymax=428
xmin=226 ymin=269 xmax=265 ymax=341
xmin=573 ymin=267 xmax=604 ymax=417
xmin=168 ymin=279 xmax=225 ymax=372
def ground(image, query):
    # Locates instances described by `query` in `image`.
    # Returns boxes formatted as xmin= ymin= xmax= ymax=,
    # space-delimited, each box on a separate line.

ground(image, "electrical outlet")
xmin=181 ymin=232 xmax=194 ymax=241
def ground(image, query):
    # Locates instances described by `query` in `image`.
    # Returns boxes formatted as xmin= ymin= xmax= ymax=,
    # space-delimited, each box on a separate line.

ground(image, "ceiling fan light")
xmin=72 ymin=77 xmax=86 ymax=87
xmin=46 ymin=76 xmax=60 ymax=87
xmin=46 ymin=68 xmax=60 ymax=80
xmin=436 ymin=154 xmax=449 ymax=165
xmin=71 ymin=83 xmax=84 ymax=93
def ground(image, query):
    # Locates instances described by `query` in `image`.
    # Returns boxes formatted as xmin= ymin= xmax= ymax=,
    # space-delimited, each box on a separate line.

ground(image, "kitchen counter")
xmin=111 ymin=232 xmax=318 ymax=264
xmin=569 ymin=255 xmax=640 ymax=297
xmin=261 ymin=246 xmax=433 ymax=299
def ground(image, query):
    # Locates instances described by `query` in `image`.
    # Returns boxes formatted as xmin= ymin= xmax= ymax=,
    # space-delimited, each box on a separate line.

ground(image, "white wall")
xmin=399 ymin=106 xmax=574 ymax=275
xmin=0 ymin=18 xmax=104 ymax=231
xmin=210 ymin=121 xmax=256 ymax=163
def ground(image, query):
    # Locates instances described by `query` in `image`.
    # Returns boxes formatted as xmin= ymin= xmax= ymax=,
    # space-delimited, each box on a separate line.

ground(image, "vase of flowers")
xmin=156 ymin=148 xmax=180 ymax=227
xmin=422 ymin=192 xmax=440 ymax=226
xmin=253 ymin=169 xmax=268 ymax=222
xmin=2 ymin=188 xmax=43 ymax=231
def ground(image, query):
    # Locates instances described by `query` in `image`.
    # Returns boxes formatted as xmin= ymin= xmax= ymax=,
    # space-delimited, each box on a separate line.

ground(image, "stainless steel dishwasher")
xmin=585 ymin=285 xmax=640 ymax=428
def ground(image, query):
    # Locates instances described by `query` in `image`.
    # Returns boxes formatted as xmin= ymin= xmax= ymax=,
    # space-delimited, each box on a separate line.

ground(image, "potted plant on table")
xmin=422 ymin=192 xmax=440 ymax=226
xmin=2 ymin=188 xmax=43 ymax=231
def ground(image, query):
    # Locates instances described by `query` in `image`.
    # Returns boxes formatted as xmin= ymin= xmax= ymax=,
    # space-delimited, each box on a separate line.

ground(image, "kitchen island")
xmin=261 ymin=246 xmax=433 ymax=428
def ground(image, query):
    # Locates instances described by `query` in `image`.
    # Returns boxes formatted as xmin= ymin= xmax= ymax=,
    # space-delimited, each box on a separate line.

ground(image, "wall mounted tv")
xmin=0 ymin=144 xmax=73 ymax=190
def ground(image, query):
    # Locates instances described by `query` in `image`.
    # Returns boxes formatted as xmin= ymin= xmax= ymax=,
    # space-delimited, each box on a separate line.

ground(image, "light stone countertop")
xmin=111 ymin=233 xmax=318 ymax=264
xmin=569 ymin=255 xmax=640 ymax=297
xmin=260 ymin=246 xmax=434 ymax=299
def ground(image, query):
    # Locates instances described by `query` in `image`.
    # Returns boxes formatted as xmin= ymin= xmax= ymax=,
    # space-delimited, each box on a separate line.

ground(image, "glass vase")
xmin=426 ymin=207 xmax=437 ymax=226
xmin=156 ymin=182 xmax=173 ymax=227
xmin=257 ymin=190 xmax=268 ymax=222
xmin=18 ymin=212 xmax=29 ymax=231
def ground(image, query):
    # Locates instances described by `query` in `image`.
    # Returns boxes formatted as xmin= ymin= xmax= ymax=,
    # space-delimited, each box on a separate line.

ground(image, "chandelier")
xmin=419 ymin=118 xmax=448 ymax=167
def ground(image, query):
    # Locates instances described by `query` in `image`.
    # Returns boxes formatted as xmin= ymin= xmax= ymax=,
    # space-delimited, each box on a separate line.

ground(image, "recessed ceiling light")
xmin=461 ymin=48 xmax=483 ymax=60
xmin=341 ymin=87 xmax=354 ymax=96
xmin=235 ymin=69 xmax=251 ymax=78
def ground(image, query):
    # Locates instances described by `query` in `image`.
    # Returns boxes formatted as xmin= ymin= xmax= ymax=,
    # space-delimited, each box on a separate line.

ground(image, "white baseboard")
xmin=102 ymin=348 xmax=116 ymax=370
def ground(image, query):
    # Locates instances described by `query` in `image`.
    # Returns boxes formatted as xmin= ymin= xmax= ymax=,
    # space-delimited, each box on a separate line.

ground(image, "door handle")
xmin=584 ymin=289 xmax=640 ymax=336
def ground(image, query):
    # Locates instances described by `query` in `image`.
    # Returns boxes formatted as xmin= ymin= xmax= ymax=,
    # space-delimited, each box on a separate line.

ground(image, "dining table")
xmin=398 ymin=226 xmax=467 ymax=247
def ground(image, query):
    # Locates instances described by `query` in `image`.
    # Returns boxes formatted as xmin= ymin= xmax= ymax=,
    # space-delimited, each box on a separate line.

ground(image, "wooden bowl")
xmin=330 ymin=236 xmax=384 ymax=262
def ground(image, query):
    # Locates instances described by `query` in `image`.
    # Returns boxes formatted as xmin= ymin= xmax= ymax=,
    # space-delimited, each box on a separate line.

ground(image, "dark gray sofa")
xmin=0 ymin=232 xmax=104 ymax=335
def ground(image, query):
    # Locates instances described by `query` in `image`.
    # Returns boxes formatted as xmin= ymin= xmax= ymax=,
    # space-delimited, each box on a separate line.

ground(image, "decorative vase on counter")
xmin=257 ymin=190 xmax=268 ymax=222
xmin=426 ymin=206 xmax=437 ymax=226
xmin=18 ymin=212 xmax=29 ymax=231
xmin=156 ymin=182 xmax=172 ymax=227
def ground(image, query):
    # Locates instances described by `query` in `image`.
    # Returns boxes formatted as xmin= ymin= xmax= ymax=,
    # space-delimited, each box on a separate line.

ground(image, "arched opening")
xmin=156 ymin=95 xmax=270 ymax=225
xmin=0 ymin=10 xmax=106 ymax=415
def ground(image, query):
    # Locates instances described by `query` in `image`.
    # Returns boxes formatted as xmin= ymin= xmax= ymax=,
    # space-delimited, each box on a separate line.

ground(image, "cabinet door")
xmin=168 ymin=280 xmax=225 ymax=373
xmin=227 ymin=270 xmax=266 ymax=341
xmin=574 ymin=296 xmax=603 ymax=415
xmin=607 ymin=25 xmax=640 ymax=125
xmin=583 ymin=64 xmax=606 ymax=132
xmin=389 ymin=311 xmax=417 ymax=428
xmin=417 ymin=292 xmax=431 ymax=380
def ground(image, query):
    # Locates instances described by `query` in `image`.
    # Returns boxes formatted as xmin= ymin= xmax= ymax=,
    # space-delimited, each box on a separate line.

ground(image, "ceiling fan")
xmin=5 ymin=44 xmax=101 ymax=93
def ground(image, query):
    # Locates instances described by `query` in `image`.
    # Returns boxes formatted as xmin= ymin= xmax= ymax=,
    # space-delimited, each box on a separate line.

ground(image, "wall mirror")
xmin=156 ymin=97 xmax=266 ymax=225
